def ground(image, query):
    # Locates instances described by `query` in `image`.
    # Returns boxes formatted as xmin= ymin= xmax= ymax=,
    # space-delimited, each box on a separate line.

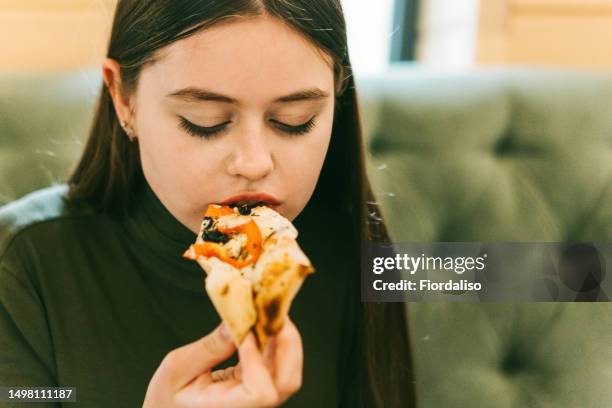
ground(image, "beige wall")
xmin=3 ymin=0 xmax=612 ymax=71
xmin=417 ymin=0 xmax=612 ymax=68
xmin=0 ymin=0 xmax=116 ymax=71
xmin=477 ymin=0 xmax=612 ymax=67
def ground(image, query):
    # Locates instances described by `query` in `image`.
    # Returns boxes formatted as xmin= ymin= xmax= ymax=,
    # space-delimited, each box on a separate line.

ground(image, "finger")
xmin=225 ymin=333 xmax=279 ymax=405
xmin=262 ymin=336 xmax=277 ymax=371
xmin=174 ymin=375 xmax=238 ymax=408
xmin=160 ymin=322 xmax=236 ymax=391
xmin=269 ymin=318 xmax=303 ymax=401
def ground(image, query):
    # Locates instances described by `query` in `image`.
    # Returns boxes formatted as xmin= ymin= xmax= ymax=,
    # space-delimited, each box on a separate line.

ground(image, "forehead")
xmin=143 ymin=15 xmax=335 ymax=105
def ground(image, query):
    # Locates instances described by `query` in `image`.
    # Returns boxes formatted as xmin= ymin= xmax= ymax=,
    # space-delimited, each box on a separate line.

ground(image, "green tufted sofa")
xmin=2 ymin=68 xmax=612 ymax=407
xmin=359 ymin=68 xmax=612 ymax=407
xmin=0 ymin=71 xmax=99 ymax=205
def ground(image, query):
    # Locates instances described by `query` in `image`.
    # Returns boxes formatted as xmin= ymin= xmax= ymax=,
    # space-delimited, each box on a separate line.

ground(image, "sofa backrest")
xmin=357 ymin=68 xmax=612 ymax=242
xmin=0 ymin=70 xmax=100 ymax=204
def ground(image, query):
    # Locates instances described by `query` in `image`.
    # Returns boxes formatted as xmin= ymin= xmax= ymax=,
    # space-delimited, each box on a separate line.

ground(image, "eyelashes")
xmin=178 ymin=117 xmax=230 ymax=138
xmin=178 ymin=116 xmax=317 ymax=139
xmin=269 ymin=117 xmax=316 ymax=136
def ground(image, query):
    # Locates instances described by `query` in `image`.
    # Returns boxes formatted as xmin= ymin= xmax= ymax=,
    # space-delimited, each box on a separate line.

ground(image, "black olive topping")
xmin=229 ymin=202 xmax=264 ymax=216
xmin=201 ymin=216 xmax=214 ymax=230
xmin=201 ymin=202 xmax=263 ymax=243
xmin=202 ymin=229 xmax=230 ymax=244
xmin=238 ymin=204 xmax=252 ymax=215
xmin=200 ymin=217 xmax=230 ymax=243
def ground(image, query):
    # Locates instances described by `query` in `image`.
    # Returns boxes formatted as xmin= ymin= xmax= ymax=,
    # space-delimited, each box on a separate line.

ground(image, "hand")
xmin=142 ymin=319 xmax=303 ymax=408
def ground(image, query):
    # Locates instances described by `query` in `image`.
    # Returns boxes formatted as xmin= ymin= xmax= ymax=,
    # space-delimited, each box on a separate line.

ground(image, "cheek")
xmin=279 ymin=114 xmax=333 ymax=218
xmin=289 ymin=131 xmax=330 ymax=181
xmin=133 ymin=97 xmax=224 ymax=211
xmin=137 ymin=105 xmax=194 ymax=181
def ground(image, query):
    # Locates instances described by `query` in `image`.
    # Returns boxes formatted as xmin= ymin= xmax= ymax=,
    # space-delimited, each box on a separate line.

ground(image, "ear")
xmin=102 ymin=58 xmax=135 ymax=127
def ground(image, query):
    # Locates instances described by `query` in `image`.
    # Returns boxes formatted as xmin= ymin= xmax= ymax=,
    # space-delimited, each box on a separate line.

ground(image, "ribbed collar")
xmin=123 ymin=179 xmax=204 ymax=293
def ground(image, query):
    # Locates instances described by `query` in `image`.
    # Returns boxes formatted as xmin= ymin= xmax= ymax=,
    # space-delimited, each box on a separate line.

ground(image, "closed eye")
xmin=178 ymin=116 xmax=317 ymax=139
xmin=178 ymin=116 xmax=230 ymax=138
xmin=270 ymin=116 xmax=316 ymax=136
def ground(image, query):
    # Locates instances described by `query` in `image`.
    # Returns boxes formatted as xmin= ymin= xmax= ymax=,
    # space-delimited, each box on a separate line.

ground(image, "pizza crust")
xmin=252 ymin=251 xmax=314 ymax=347
xmin=198 ymin=257 xmax=257 ymax=345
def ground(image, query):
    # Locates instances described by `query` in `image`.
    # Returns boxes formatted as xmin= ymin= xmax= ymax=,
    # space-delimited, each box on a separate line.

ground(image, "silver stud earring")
xmin=120 ymin=120 xmax=136 ymax=141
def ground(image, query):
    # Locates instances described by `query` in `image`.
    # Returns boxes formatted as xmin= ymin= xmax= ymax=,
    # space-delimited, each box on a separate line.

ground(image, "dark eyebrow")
xmin=166 ymin=87 xmax=330 ymax=104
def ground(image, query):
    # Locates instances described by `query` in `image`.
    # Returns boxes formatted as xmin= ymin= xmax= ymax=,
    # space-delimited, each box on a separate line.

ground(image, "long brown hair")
xmin=69 ymin=1 xmax=415 ymax=406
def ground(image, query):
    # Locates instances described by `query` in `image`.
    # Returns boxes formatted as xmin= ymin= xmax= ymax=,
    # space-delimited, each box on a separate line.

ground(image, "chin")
xmin=280 ymin=205 xmax=303 ymax=222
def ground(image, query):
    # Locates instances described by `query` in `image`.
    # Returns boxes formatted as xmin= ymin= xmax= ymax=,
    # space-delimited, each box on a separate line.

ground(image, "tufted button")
xmin=499 ymin=343 xmax=528 ymax=375
xmin=493 ymin=132 xmax=514 ymax=156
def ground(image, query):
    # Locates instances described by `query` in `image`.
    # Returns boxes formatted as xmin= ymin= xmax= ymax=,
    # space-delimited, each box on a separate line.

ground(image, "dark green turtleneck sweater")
xmin=0 ymin=181 xmax=359 ymax=407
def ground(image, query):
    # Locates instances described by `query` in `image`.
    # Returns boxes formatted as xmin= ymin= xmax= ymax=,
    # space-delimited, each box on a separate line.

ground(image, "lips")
xmin=218 ymin=193 xmax=282 ymax=208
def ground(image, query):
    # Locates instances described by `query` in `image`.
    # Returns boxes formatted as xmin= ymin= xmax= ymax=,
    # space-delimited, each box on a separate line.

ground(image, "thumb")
xmin=161 ymin=322 xmax=236 ymax=390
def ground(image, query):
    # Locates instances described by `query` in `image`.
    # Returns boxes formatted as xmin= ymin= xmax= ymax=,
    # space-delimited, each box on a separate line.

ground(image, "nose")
xmin=226 ymin=130 xmax=274 ymax=181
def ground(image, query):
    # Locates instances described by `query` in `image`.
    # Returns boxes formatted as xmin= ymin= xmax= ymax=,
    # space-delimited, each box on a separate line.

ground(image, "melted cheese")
xmin=198 ymin=205 xmax=305 ymax=277
xmin=250 ymin=206 xmax=297 ymax=240
xmin=223 ymin=232 xmax=247 ymax=259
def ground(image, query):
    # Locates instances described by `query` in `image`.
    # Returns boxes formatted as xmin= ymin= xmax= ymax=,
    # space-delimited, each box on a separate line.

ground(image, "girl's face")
xmin=108 ymin=15 xmax=335 ymax=233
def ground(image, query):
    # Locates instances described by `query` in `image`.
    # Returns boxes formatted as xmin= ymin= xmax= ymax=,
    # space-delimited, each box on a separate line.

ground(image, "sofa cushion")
xmin=358 ymin=69 xmax=612 ymax=242
xmin=357 ymin=68 xmax=612 ymax=407
xmin=0 ymin=70 xmax=100 ymax=204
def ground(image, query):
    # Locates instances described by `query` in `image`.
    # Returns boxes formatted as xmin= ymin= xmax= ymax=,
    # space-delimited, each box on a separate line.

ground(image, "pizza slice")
xmin=183 ymin=203 xmax=314 ymax=348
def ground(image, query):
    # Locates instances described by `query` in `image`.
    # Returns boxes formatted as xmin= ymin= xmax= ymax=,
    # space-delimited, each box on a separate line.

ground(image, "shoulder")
xmin=0 ymin=184 xmax=94 ymax=258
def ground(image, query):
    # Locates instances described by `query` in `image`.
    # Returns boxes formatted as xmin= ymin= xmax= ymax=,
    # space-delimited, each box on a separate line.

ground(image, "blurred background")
xmin=2 ymin=2 xmax=612 ymax=407
xmin=2 ymin=0 xmax=612 ymax=72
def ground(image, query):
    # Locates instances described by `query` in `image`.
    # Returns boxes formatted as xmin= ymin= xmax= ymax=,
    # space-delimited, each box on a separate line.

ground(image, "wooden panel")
xmin=512 ymin=2 xmax=612 ymax=17
xmin=507 ymin=15 xmax=612 ymax=66
xmin=475 ymin=0 xmax=510 ymax=64
xmin=0 ymin=1 xmax=116 ymax=71
xmin=512 ymin=0 xmax=612 ymax=10
xmin=0 ymin=0 xmax=116 ymax=12
xmin=476 ymin=0 xmax=612 ymax=67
